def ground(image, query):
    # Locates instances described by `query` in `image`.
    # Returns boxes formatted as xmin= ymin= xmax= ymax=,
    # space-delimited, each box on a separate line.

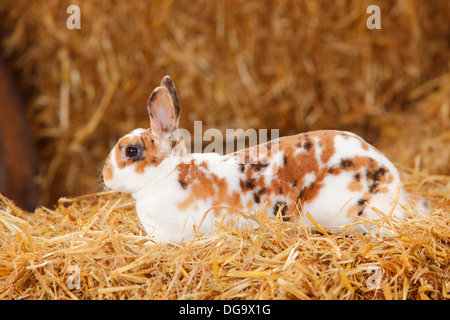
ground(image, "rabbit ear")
xmin=160 ymin=75 xmax=181 ymax=125
xmin=147 ymin=86 xmax=177 ymax=136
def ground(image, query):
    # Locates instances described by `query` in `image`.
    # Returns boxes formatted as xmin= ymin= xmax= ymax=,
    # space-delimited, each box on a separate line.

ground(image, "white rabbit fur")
xmin=103 ymin=76 xmax=431 ymax=243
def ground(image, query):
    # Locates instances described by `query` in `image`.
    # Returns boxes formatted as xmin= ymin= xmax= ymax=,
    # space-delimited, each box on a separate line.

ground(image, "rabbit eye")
xmin=125 ymin=146 xmax=139 ymax=158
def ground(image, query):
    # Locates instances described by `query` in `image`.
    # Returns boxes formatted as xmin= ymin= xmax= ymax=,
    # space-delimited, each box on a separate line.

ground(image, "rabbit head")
xmin=102 ymin=76 xmax=186 ymax=193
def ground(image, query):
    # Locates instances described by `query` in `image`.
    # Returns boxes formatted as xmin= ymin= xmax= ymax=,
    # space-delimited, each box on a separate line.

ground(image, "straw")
xmin=0 ymin=177 xmax=448 ymax=300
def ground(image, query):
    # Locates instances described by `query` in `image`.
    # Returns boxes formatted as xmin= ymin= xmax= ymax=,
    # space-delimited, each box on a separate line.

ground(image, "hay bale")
xmin=0 ymin=0 xmax=449 ymax=203
xmin=378 ymin=72 xmax=450 ymax=176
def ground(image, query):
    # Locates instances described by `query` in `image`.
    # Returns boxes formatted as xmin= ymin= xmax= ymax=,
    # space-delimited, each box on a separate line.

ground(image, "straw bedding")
xmin=0 ymin=0 xmax=449 ymax=299
xmin=0 ymin=174 xmax=449 ymax=300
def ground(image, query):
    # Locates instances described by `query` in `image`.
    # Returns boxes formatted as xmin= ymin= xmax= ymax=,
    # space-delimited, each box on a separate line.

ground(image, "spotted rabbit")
xmin=103 ymin=76 xmax=430 ymax=243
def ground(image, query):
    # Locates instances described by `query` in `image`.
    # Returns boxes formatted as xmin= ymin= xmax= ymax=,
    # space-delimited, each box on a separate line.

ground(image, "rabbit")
xmin=102 ymin=75 xmax=431 ymax=243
